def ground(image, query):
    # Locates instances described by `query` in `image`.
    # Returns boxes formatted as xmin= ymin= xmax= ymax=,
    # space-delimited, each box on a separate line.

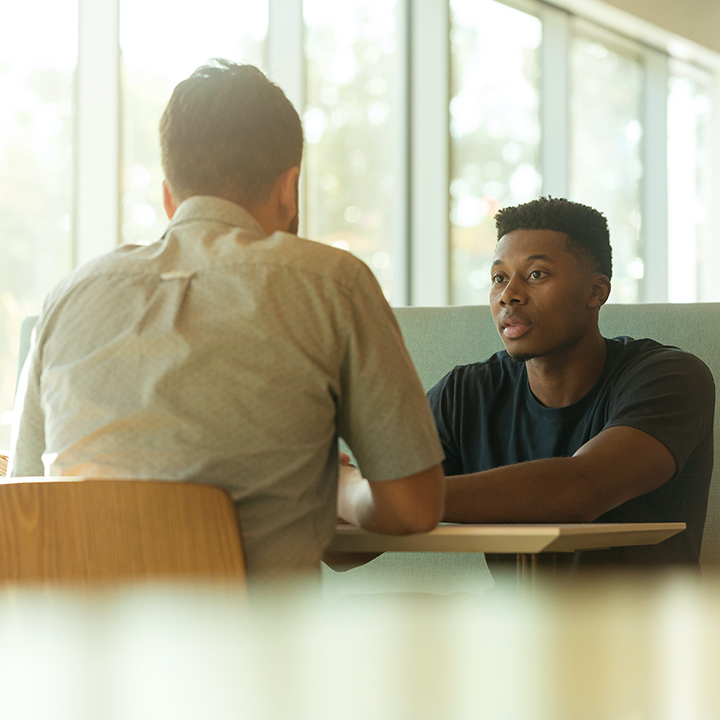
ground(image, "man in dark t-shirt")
xmin=428 ymin=197 xmax=714 ymax=569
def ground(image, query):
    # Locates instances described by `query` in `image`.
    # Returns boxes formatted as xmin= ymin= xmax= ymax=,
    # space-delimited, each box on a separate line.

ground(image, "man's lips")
xmin=500 ymin=317 xmax=531 ymax=339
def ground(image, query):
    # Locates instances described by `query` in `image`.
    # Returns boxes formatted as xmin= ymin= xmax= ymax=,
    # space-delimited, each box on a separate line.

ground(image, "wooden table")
xmin=327 ymin=522 xmax=686 ymax=582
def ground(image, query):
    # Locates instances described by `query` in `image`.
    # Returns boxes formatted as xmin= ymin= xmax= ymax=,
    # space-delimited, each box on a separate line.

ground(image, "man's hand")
xmin=335 ymin=452 xmax=359 ymax=525
xmin=323 ymin=452 xmax=384 ymax=571
xmin=337 ymin=455 xmax=365 ymax=524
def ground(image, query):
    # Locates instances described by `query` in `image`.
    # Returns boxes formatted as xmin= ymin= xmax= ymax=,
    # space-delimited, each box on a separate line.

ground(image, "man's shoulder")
xmin=267 ymin=233 xmax=375 ymax=290
xmin=606 ymin=336 xmax=714 ymax=389
xmin=608 ymin=336 xmax=711 ymax=371
xmin=41 ymin=243 xmax=156 ymax=308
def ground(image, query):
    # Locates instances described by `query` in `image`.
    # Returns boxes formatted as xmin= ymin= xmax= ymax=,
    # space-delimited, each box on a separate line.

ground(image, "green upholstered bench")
xmin=17 ymin=305 xmax=720 ymax=593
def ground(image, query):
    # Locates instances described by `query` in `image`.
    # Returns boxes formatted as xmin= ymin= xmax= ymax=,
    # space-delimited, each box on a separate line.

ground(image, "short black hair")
xmin=495 ymin=197 xmax=612 ymax=280
xmin=160 ymin=59 xmax=303 ymax=207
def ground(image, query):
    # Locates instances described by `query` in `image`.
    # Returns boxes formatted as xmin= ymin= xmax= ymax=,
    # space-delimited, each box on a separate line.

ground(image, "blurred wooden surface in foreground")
xmin=0 ymin=572 xmax=718 ymax=719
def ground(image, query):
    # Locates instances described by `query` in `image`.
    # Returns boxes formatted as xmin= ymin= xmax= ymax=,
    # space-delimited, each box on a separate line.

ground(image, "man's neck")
xmin=525 ymin=331 xmax=607 ymax=408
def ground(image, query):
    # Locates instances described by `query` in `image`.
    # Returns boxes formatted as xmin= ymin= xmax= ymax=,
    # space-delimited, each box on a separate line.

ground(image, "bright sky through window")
xmin=119 ymin=0 xmax=268 ymax=247
xmin=120 ymin=0 xmax=267 ymax=82
xmin=0 ymin=0 xmax=77 ymax=452
xmin=303 ymin=0 xmax=399 ymax=300
xmin=449 ymin=0 xmax=542 ymax=305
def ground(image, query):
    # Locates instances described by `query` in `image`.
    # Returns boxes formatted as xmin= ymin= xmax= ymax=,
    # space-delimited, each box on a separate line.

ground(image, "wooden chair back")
xmin=0 ymin=479 xmax=246 ymax=585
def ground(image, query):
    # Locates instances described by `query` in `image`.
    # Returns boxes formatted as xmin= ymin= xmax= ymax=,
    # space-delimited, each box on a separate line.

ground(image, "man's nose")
xmin=499 ymin=276 xmax=526 ymax=306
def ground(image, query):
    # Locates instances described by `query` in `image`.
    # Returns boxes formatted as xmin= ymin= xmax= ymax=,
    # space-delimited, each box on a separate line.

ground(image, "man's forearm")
xmin=444 ymin=425 xmax=677 ymax=525
xmin=443 ymin=456 xmax=602 ymax=524
xmin=338 ymin=463 xmax=444 ymax=534
xmin=338 ymin=476 xmax=440 ymax=535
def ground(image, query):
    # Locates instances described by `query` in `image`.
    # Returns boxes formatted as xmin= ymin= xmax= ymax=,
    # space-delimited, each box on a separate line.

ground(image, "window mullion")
xmin=74 ymin=0 xmax=120 ymax=266
xmin=267 ymin=0 xmax=305 ymax=236
xmin=410 ymin=0 xmax=450 ymax=307
xmin=266 ymin=0 xmax=304 ymax=110
xmin=708 ymin=74 xmax=720 ymax=301
xmin=642 ymin=48 xmax=669 ymax=302
xmin=390 ymin=0 xmax=410 ymax=306
xmin=539 ymin=4 xmax=570 ymax=198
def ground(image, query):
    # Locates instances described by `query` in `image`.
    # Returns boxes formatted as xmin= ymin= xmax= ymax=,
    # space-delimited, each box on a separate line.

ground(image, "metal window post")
xmin=409 ymin=0 xmax=450 ymax=307
xmin=642 ymin=49 xmax=669 ymax=303
xmin=74 ymin=0 xmax=121 ymax=267
xmin=539 ymin=4 xmax=570 ymax=198
xmin=267 ymin=0 xmax=305 ymax=235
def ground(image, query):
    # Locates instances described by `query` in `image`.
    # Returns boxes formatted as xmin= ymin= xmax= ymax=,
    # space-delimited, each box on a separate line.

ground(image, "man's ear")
xmin=277 ymin=166 xmax=300 ymax=225
xmin=162 ymin=180 xmax=177 ymax=219
xmin=588 ymin=274 xmax=611 ymax=308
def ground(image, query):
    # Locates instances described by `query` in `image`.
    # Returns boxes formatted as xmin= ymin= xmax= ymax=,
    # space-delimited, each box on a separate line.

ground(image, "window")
xmin=1 ymin=0 xmax=719 ymax=453
xmin=449 ymin=0 xmax=541 ymax=305
xmin=0 ymin=1 xmax=77 ymax=450
xmin=304 ymin=0 xmax=401 ymax=300
xmin=668 ymin=63 xmax=713 ymax=303
xmin=120 ymin=0 xmax=268 ymax=247
xmin=569 ymin=26 xmax=644 ymax=303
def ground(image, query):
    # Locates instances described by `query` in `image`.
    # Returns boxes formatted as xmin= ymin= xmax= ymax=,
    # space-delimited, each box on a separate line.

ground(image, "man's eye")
xmin=529 ymin=270 xmax=544 ymax=280
xmin=492 ymin=274 xmax=505 ymax=284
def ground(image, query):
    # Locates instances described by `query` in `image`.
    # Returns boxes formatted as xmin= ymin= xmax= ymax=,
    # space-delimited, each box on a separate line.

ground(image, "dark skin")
xmin=443 ymin=229 xmax=677 ymax=524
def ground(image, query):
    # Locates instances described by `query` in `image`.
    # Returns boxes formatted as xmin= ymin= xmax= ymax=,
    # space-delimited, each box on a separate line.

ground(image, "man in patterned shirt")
xmin=10 ymin=60 xmax=444 ymax=577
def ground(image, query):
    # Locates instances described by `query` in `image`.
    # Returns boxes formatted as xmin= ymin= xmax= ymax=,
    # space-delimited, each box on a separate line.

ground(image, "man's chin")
xmin=508 ymin=351 xmax=536 ymax=364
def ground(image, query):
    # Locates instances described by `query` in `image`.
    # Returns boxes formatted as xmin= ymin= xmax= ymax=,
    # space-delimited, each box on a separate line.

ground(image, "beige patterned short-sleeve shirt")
xmin=10 ymin=197 xmax=443 ymax=575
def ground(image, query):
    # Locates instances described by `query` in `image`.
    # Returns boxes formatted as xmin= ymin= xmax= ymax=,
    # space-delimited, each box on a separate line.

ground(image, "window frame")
xmin=70 ymin=0 xmax=720 ymax=306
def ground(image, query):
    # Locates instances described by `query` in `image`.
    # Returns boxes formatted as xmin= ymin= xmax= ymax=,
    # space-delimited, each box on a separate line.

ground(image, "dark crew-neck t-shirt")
xmin=427 ymin=337 xmax=715 ymax=567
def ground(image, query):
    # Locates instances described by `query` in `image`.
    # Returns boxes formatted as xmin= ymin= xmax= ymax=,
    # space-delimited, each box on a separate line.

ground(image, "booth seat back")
xmin=17 ymin=304 xmax=720 ymax=588
xmin=394 ymin=303 xmax=720 ymax=571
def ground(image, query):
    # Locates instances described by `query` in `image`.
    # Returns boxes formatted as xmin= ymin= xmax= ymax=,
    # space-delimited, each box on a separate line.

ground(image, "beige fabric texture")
xmin=10 ymin=197 xmax=443 ymax=575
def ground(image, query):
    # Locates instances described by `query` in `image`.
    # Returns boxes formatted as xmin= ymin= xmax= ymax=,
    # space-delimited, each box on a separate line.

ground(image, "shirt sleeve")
xmin=426 ymin=370 xmax=465 ymax=477
xmin=605 ymin=347 xmax=715 ymax=475
xmin=335 ymin=262 xmax=444 ymax=482
xmin=8 ymin=329 xmax=46 ymax=477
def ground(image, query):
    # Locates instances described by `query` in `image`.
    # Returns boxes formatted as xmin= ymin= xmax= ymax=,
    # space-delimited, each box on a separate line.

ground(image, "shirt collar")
xmin=167 ymin=195 xmax=268 ymax=239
